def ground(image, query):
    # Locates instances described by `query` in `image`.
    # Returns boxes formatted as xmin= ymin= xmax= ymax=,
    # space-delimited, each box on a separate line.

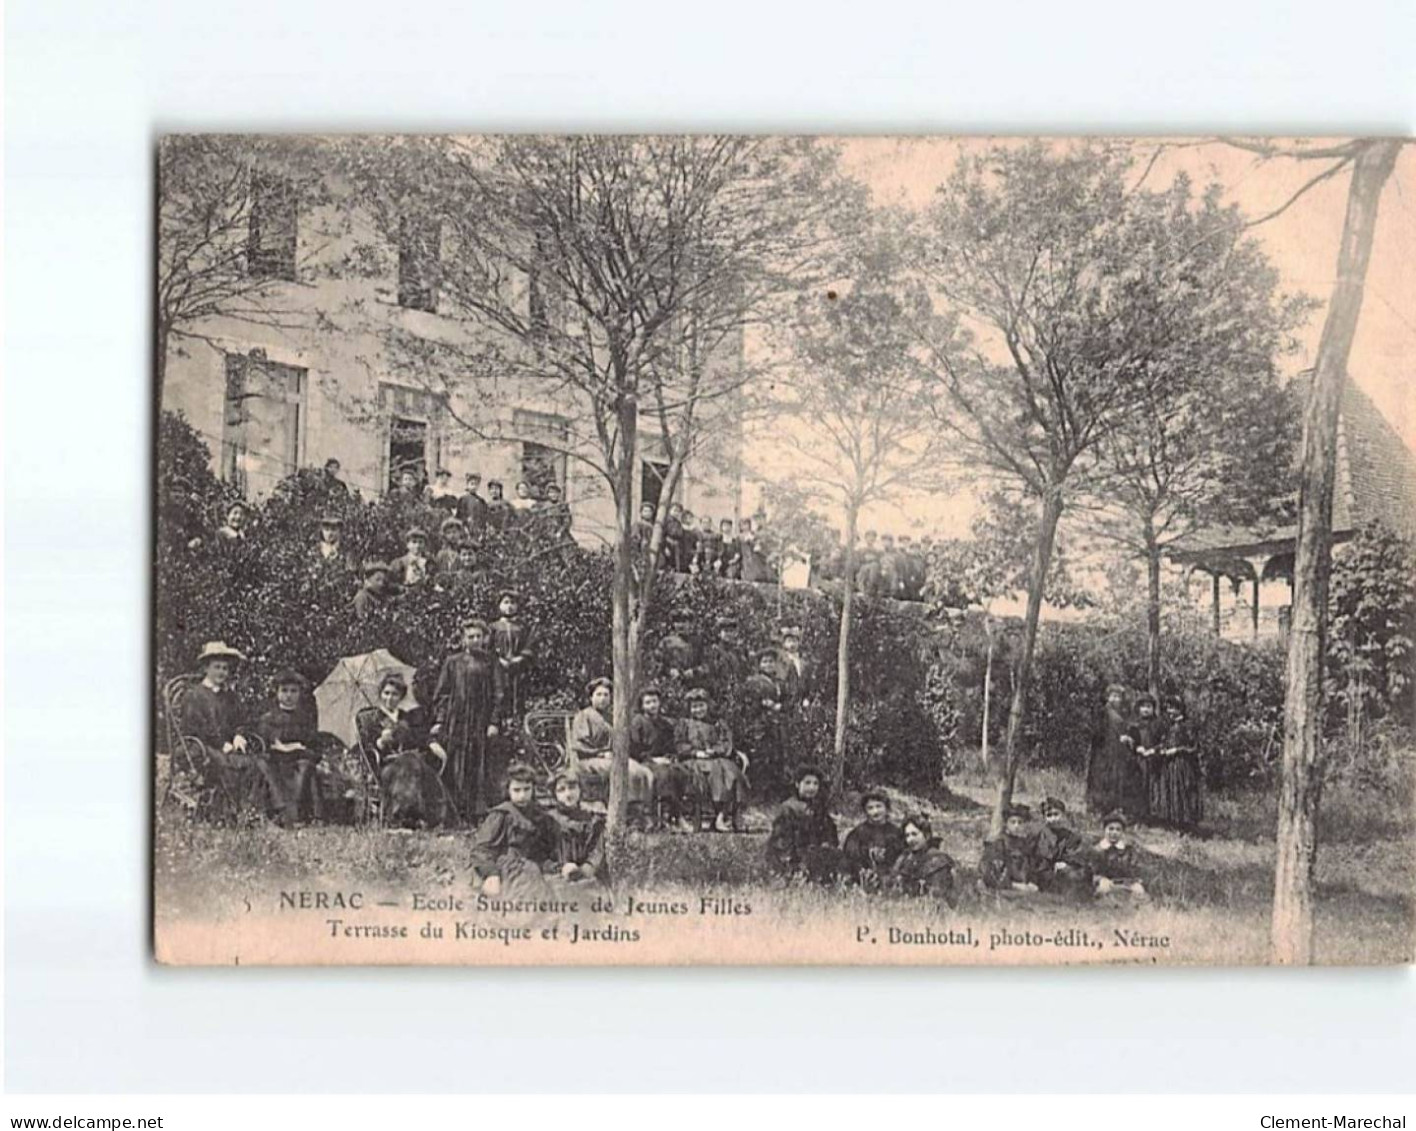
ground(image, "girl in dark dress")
xmin=469 ymin=764 xmax=558 ymax=899
xmin=841 ymin=789 xmax=906 ymax=890
xmin=889 ymin=814 xmax=956 ymax=904
xmin=254 ymin=669 xmax=324 ymax=825
xmin=546 ymin=771 xmax=606 ymax=885
xmin=765 ymin=764 xmax=843 ymax=883
xmin=1149 ymin=698 xmax=1204 ymax=831
xmin=1121 ymin=692 xmax=1166 ymax=824
xmin=1085 ymin=684 xmax=1132 ymax=817
xmin=357 ymin=673 xmax=447 ymax=828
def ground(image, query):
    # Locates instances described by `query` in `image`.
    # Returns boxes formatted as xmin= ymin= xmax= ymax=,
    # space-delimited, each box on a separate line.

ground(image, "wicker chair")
xmin=160 ymin=673 xmax=265 ymax=819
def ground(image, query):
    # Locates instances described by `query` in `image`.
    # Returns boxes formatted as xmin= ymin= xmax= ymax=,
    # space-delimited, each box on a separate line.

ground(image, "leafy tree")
xmin=1327 ymin=522 xmax=1416 ymax=742
xmin=337 ymin=136 xmax=858 ymax=836
xmin=919 ymin=141 xmax=1297 ymax=832
xmin=1077 ymin=177 xmax=1310 ymax=696
xmin=770 ymin=222 xmax=953 ymax=789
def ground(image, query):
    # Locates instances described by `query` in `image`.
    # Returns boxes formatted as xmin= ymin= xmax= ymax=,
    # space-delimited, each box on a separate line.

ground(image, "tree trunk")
xmin=832 ymin=504 xmax=859 ymax=795
xmin=1272 ymin=138 xmax=1399 ymax=966
xmin=155 ymin=323 xmax=168 ymax=406
xmin=992 ymin=485 xmax=1065 ymax=836
xmin=981 ymin=619 xmax=994 ymax=771
xmin=1145 ymin=523 xmax=1162 ymax=700
xmin=606 ymin=396 xmax=639 ymax=841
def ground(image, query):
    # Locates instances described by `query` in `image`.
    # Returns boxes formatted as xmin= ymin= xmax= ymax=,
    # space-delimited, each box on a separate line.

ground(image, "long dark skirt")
xmin=1148 ymin=752 xmax=1203 ymax=830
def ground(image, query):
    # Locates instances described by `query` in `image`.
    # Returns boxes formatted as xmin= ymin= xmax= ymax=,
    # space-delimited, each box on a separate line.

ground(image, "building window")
xmin=222 ymin=351 xmax=305 ymax=495
xmin=641 ymin=458 xmax=671 ymax=511
xmin=513 ymin=409 xmax=569 ymax=493
xmin=246 ymin=171 xmax=298 ymax=281
xmin=397 ymin=214 xmax=440 ymax=313
xmin=380 ymin=384 xmax=444 ymax=492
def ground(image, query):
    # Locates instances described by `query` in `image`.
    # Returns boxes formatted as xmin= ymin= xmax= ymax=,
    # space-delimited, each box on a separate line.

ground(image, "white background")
xmin=5 ymin=0 xmax=1416 ymax=1094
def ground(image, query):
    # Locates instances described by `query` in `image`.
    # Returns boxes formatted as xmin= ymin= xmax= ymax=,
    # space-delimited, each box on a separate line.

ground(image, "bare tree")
xmin=156 ymin=136 xmax=332 ymax=402
xmin=340 ymin=135 xmax=858 ymax=836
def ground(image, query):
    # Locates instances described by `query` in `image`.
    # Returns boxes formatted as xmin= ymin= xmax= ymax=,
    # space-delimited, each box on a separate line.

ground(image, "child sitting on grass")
xmin=1036 ymin=796 xmax=1091 ymax=898
xmin=889 ymin=814 xmax=956 ymax=904
xmin=979 ymin=804 xmax=1042 ymax=894
xmin=1091 ymin=810 xmax=1147 ymax=898
xmin=546 ymin=771 xmax=606 ymax=886
xmin=765 ymin=764 xmax=843 ymax=884
xmin=841 ymin=789 xmax=906 ymax=891
xmin=469 ymin=763 xmax=557 ymax=899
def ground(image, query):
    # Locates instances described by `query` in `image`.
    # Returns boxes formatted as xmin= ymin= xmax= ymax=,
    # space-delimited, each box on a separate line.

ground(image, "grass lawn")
xmin=153 ymin=764 xmax=1414 ymax=966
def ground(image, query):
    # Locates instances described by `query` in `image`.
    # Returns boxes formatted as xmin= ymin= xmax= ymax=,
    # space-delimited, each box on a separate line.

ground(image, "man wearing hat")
xmin=352 ymin=559 xmax=394 ymax=618
xmin=429 ymin=617 xmax=502 ymax=822
xmin=979 ymin=803 xmax=1042 ymax=893
xmin=391 ymin=527 xmax=435 ymax=590
xmin=490 ymin=590 xmax=535 ymax=727
xmin=312 ymin=514 xmax=355 ymax=582
xmin=775 ymin=625 xmax=811 ymax=711
xmin=460 ymin=471 xmax=489 ymax=535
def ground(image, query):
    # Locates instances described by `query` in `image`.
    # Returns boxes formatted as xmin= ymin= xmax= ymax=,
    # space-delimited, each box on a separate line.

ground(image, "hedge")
xmin=158 ymin=410 xmax=1309 ymax=796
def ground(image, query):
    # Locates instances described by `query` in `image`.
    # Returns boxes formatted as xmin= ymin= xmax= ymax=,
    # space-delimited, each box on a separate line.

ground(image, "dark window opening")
xmin=397 ymin=214 xmax=440 ymax=313
xmin=388 ymin=417 xmax=429 ymax=492
xmin=641 ymin=459 xmax=670 ymax=512
xmin=247 ymin=171 xmax=298 ymax=281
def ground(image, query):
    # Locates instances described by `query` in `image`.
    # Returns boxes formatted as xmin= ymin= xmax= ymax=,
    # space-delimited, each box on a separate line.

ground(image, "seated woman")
xmin=765 ymin=763 xmax=841 ymax=882
xmin=254 ymin=669 xmax=325 ymax=826
xmin=356 ymin=673 xmax=447 ymax=828
xmin=841 ymin=789 xmax=906 ymax=890
xmin=674 ymin=688 xmax=748 ymax=832
xmin=569 ymin=678 xmax=655 ymax=817
xmin=889 ymin=814 xmax=957 ymax=904
xmin=546 ymin=771 xmax=607 ymax=885
xmin=469 ymin=763 xmax=558 ymax=900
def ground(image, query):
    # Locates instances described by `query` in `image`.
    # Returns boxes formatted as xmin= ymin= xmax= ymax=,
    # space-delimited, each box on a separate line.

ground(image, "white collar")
xmin=201 ymin=677 xmax=225 ymax=693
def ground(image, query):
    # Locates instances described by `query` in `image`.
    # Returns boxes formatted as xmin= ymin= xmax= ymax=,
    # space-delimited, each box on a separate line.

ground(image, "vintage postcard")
xmin=154 ymin=135 xmax=1415 ymax=966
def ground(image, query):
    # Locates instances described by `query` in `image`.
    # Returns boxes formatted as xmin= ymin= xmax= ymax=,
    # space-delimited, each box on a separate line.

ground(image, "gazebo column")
xmin=1212 ymin=572 xmax=1222 ymax=636
xmin=1245 ymin=554 xmax=1268 ymax=640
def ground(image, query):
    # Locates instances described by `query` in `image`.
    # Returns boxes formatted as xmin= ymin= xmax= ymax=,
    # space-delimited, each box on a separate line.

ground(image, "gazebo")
xmin=1168 ymin=375 xmax=1416 ymax=642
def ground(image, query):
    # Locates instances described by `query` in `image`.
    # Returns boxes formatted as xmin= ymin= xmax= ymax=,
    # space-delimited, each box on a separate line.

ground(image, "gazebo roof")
xmin=1169 ymin=373 xmax=1416 ymax=564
